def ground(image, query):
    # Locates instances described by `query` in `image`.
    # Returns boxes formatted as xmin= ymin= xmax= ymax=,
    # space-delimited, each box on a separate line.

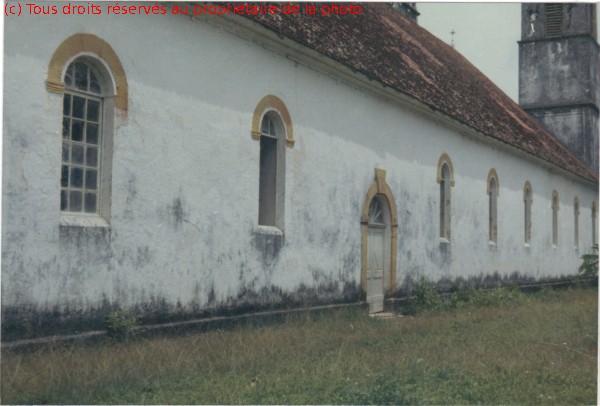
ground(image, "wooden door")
xmin=367 ymin=225 xmax=385 ymax=313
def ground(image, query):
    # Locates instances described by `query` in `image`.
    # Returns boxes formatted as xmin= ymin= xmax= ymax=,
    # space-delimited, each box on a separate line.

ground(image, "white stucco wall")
xmin=2 ymin=9 xmax=598 ymax=328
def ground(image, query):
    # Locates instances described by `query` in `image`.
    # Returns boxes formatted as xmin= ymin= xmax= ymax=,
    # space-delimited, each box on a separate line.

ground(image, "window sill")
xmin=255 ymin=225 xmax=283 ymax=236
xmin=60 ymin=214 xmax=110 ymax=228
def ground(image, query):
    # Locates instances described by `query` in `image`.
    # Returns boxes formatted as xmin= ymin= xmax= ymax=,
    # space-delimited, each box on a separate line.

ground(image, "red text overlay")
xmin=6 ymin=2 xmax=364 ymax=17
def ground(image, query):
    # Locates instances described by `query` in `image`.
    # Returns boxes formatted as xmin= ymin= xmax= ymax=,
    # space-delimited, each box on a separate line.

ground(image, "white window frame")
xmin=59 ymin=56 xmax=115 ymax=227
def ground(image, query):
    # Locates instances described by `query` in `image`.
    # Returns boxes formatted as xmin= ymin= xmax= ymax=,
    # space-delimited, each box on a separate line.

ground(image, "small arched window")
xmin=61 ymin=59 xmax=108 ymax=215
xmin=524 ymin=182 xmax=533 ymax=244
xmin=487 ymin=169 xmax=499 ymax=243
xmin=552 ymin=191 xmax=559 ymax=246
xmin=368 ymin=196 xmax=385 ymax=225
xmin=436 ymin=154 xmax=455 ymax=242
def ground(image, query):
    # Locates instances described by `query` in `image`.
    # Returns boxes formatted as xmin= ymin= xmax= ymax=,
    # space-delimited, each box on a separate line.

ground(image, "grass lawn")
xmin=1 ymin=287 xmax=597 ymax=404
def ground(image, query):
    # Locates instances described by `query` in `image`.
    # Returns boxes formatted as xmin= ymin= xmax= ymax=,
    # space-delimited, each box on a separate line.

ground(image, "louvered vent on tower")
xmin=545 ymin=4 xmax=564 ymax=37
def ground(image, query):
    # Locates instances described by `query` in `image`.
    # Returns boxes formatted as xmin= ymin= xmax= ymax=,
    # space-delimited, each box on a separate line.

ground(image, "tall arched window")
xmin=593 ymin=201 xmax=597 ymax=246
xmin=552 ymin=191 xmax=559 ymax=246
xmin=437 ymin=154 xmax=454 ymax=242
xmin=61 ymin=60 xmax=105 ymax=214
xmin=252 ymin=95 xmax=293 ymax=231
xmin=573 ymin=197 xmax=580 ymax=249
xmin=487 ymin=169 xmax=499 ymax=243
xmin=524 ymin=182 xmax=532 ymax=244
xmin=47 ymin=33 xmax=127 ymax=223
xmin=258 ymin=111 xmax=286 ymax=229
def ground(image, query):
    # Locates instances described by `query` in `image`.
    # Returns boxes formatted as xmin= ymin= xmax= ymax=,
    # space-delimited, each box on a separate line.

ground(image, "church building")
xmin=2 ymin=2 xmax=598 ymax=339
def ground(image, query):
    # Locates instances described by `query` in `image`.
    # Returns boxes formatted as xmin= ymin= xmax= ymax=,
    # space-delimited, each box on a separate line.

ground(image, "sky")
xmin=418 ymin=3 xmax=521 ymax=102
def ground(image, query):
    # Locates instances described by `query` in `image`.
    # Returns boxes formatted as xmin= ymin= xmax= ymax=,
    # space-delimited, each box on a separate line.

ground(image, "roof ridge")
xmin=241 ymin=2 xmax=598 ymax=183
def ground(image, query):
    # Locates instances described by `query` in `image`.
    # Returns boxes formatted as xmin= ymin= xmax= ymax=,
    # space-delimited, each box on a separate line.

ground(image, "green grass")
xmin=2 ymin=288 xmax=597 ymax=404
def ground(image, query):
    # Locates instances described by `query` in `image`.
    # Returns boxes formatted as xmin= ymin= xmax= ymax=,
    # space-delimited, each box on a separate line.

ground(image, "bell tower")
xmin=519 ymin=3 xmax=599 ymax=173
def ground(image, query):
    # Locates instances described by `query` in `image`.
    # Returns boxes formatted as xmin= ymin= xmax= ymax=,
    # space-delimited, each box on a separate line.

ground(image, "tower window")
xmin=545 ymin=4 xmax=564 ymax=37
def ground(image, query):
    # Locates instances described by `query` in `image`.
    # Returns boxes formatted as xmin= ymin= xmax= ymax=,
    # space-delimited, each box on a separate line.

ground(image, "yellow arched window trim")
xmin=46 ymin=33 xmax=128 ymax=111
xmin=251 ymin=95 xmax=294 ymax=148
xmin=486 ymin=168 xmax=499 ymax=195
xmin=436 ymin=153 xmax=455 ymax=186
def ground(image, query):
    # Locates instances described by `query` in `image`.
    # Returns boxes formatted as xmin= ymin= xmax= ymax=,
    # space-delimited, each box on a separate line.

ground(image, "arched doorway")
xmin=361 ymin=169 xmax=398 ymax=313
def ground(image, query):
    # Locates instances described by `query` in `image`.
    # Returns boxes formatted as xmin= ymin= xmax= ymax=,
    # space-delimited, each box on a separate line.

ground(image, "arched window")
xmin=573 ymin=197 xmax=580 ymax=249
xmin=552 ymin=191 xmax=559 ymax=246
xmin=61 ymin=60 xmax=105 ymax=214
xmin=258 ymin=111 xmax=286 ymax=229
xmin=593 ymin=201 xmax=597 ymax=246
xmin=487 ymin=169 xmax=499 ymax=243
xmin=436 ymin=154 xmax=454 ymax=241
xmin=252 ymin=95 xmax=293 ymax=230
xmin=524 ymin=182 xmax=532 ymax=244
xmin=368 ymin=196 xmax=385 ymax=225
xmin=47 ymin=33 xmax=127 ymax=223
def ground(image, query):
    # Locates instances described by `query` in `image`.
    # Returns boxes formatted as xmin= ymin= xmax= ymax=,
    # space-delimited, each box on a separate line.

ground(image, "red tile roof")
xmin=242 ymin=3 xmax=597 ymax=183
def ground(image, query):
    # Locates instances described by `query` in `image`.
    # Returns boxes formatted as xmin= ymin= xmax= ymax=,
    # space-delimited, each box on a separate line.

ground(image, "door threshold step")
xmin=369 ymin=312 xmax=401 ymax=319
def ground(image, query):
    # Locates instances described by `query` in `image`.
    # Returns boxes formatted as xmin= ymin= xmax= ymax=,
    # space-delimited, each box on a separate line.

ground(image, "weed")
xmin=405 ymin=279 xmax=527 ymax=315
xmin=105 ymin=310 xmax=139 ymax=341
xmin=579 ymin=244 xmax=598 ymax=279
xmin=404 ymin=278 xmax=443 ymax=314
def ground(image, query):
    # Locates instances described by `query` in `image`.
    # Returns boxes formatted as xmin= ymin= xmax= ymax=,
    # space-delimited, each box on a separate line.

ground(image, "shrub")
xmin=456 ymin=287 xmax=526 ymax=307
xmin=404 ymin=279 xmax=528 ymax=315
xmin=105 ymin=309 xmax=139 ymax=341
xmin=579 ymin=244 xmax=598 ymax=280
xmin=404 ymin=279 xmax=443 ymax=314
